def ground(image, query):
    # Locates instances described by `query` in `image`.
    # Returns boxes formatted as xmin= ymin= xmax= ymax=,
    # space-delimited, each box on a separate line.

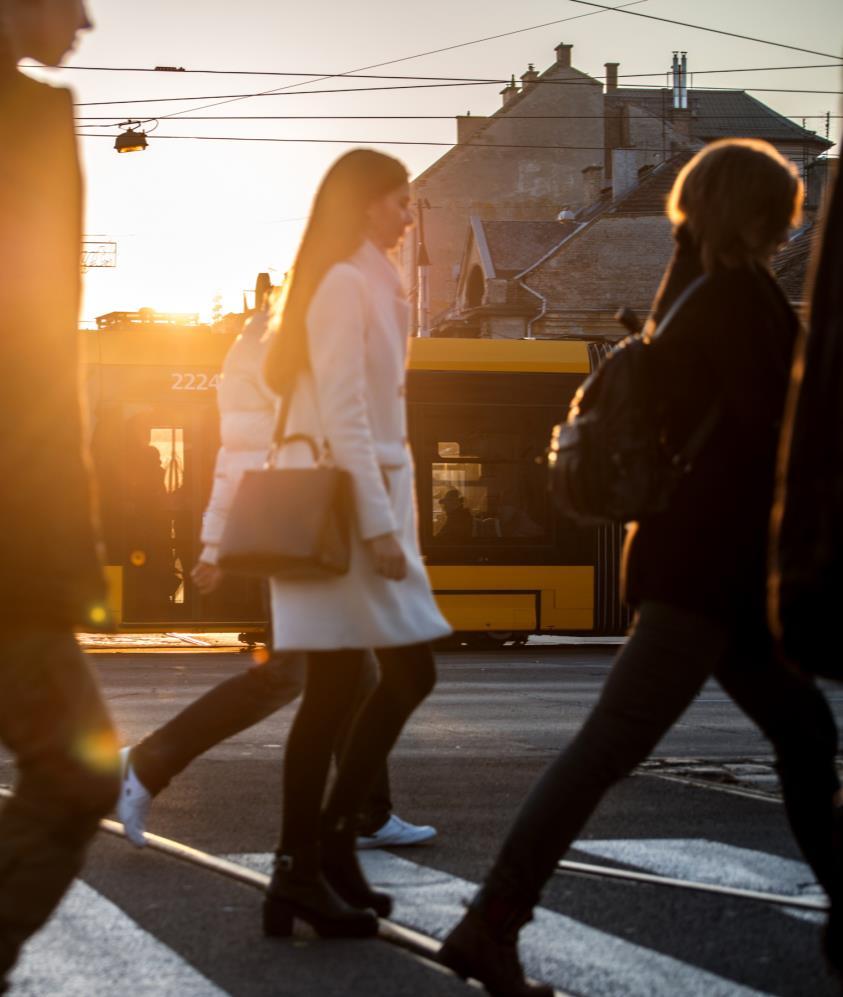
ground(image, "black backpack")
xmin=548 ymin=275 xmax=715 ymax=525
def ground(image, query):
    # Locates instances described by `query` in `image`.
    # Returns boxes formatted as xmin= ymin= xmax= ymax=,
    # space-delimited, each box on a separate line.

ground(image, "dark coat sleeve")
xmin=770 ymin=169 xmax=843 ymax=675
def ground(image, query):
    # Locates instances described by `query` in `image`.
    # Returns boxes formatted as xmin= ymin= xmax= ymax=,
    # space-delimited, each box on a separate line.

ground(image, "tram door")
xmin=88 ymin=361 xmax=263 ymax=626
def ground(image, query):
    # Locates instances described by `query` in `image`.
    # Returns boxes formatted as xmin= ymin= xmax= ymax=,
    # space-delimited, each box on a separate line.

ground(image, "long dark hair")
xmin=265 ymin=148 xmax=408 ymax=393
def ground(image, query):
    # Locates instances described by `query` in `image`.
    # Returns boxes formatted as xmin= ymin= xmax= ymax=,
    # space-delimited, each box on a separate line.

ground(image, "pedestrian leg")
xmin=716 ymin=638 xmax=840 ymax=891
xmin=131 ymin=652 xmax=305 ymax=795
xmin=332 ymin=652 xmax=393 ymax=835
xmin=0 ymin=631 xmax=119 ymax=983
xmin=439 ymin=602 xmax=729 ymax=997
xmin=264 ymin=651 xmax=378 ymax=939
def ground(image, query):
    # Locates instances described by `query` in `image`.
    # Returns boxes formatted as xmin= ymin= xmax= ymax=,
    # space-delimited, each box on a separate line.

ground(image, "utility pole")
xmin=416 ymin=198 xmax=432 ymax=337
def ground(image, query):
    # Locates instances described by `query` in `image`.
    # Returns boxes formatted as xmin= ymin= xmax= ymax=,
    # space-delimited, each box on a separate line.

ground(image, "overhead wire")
xmin=73 ymin=81 xmax=843 ymax=109
xmin=74 ymin=114 xmax=842 ymax=121
xmin=565 ymin=0 xmax=843 ymax=63
xmin=72 ymin=134 xmax=832 ymax=153
xmin=151 ymin=0 xmax=650 ymax=120
xmin=29 ymin=61 xmax=843 ymax=81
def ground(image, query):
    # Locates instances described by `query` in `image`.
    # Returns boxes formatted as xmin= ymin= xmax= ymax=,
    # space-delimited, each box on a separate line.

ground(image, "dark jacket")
xmin=770 ymin=168 xmax=843 ymax=674
xmin=0 ymin=70 xmax=106 ymax=626
xmin=623 ymin=233 xmax=798 ymax=624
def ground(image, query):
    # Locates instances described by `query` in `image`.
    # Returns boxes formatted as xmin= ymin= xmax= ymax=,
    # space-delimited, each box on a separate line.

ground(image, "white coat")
xmin=199 ymin=313 xmax=275 ymax=565
xmin=269 ymin=240 xmax=451 ymax=651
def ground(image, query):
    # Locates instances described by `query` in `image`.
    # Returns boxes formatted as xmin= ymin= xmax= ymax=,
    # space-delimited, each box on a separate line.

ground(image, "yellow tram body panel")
xmin=408 ymin=337 xmax=590 ymax=374
xmin=428 ymin=565 xmax=594 ymax=633
xmin=80 ymin=330 xmax=592 ymax=375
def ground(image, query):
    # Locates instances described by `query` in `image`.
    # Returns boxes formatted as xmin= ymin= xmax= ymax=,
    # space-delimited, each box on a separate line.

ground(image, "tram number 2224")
xmin=171 ymin=372 xmax=221 ymax=392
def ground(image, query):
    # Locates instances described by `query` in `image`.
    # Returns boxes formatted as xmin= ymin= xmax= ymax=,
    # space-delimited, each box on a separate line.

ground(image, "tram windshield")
xmin=430 ymin=416 xmax=548 ymax=546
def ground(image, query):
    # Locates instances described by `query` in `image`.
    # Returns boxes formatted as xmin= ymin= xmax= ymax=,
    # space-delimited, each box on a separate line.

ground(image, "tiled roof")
xmin=607 ymin=88 xmax=832 ymax=148
xmin=414 ymin=62 xmax=602 ymax=186
xmin=609 ymin=150 xmax=694 ymax=216
xmin=481 ymin=220 xmax=577 ymax=276
xmin=772 ymin=225 xmax=818 ymax=301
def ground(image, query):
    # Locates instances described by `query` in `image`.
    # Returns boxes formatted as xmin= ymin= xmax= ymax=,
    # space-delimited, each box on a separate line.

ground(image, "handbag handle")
xmin=264 ymin=371 xmax=322 ymax=468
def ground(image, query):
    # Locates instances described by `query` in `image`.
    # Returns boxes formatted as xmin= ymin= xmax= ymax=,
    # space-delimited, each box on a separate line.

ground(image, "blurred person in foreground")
xmin=439 ymin=139 xmax=840 ymax=996
xmin=0 ymin=0 xmax=120 ymax=989
xmin=117 ymin=302 xmax=436 ymax=852
xmin=769 ymin=160 xmax=843 ymax=975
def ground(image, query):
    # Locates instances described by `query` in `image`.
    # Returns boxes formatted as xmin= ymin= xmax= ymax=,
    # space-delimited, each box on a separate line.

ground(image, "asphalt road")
xmin=3 ymin=644 xmax=843 ymax=997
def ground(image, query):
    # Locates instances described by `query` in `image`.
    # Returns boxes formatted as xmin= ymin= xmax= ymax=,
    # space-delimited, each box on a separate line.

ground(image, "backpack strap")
xmin=646 ymin=273 xmax=709 ymax=343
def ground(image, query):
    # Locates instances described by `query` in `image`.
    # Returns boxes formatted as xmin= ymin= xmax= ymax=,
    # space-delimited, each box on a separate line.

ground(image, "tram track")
xmin=0 ymin=776 xmax=829 ymax=996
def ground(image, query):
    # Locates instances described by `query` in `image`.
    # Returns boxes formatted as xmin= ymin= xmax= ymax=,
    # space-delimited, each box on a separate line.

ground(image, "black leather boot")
xmin=263 ymin=847 xmax=379 ymax=939
xmin=321 ymin=820 xmax=393 ymax=918
xmin=438 ymin=889 xmax=553 ymax=997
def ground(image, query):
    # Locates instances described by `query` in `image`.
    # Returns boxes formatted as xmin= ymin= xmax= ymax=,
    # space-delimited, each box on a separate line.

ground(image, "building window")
xmin=466 ymin=265 xmax=485 ymax=309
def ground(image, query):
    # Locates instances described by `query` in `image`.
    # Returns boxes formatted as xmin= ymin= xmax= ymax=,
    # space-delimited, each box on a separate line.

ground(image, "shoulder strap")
xmin=647 ymin=273 xmax=709 ymax=343
xmin=267 ymin=372 xmax=321 ymax=465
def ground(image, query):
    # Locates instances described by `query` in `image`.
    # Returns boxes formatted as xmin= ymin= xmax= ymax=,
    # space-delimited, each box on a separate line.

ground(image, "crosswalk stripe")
xmin=230 ymin=850 xmax=773 ymax=997
xmin=9 ymin=880 xmax=227 ymax=997
xmin=572 ymin=838 xmax=826 ymax=923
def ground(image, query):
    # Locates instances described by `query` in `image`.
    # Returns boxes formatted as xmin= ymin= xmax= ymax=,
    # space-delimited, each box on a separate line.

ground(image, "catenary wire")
xmin=73 ymin=81 xmax=843 ymax=108
xmin=74 ymin=114 xmax=842 ymax=121
xmin=74 ymin=134 xmax=834 ymax=152
xmin=565 ymin=0 xmax=843 ymax=62
xmin=152 ymin=0 xmax=650 ymax=120
xmin=27 ymin=61 xmax=843 ymax=81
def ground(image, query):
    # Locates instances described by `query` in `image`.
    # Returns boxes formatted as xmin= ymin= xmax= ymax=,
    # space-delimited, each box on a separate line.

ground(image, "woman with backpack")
xmin=438 ymin=138 xmax=841 ymax=997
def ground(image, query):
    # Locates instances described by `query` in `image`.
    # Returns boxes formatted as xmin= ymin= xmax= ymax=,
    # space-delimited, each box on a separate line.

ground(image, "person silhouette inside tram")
xmin=436 ymin=488 xmax=474 ymax=541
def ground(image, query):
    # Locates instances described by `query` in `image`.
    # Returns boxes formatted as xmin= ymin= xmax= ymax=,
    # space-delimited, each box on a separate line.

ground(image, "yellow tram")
xmin=82 ymin=328 xmax=626 ymax=642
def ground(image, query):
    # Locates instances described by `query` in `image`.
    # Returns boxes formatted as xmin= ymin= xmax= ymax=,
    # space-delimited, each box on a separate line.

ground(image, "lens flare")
xmin=88 ymin=605 xmax=108 ymax=625
xmin=251 ymin=647 xmax=270 ymax=665
xmin=130 ymin=550 xmax=147 ymax=567
xmin=74 ymin=728 xmax=120 ymax=775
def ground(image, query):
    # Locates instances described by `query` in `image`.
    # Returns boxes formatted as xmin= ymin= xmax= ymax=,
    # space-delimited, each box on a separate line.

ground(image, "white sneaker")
xmin=118 ymin=746 xmax=151 ymax=848
xmin=356 ymin=814 xmax=437 ymax=849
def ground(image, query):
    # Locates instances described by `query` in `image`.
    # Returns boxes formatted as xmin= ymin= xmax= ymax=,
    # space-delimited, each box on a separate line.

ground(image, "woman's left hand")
xmin=366 ymin=533 xmax=407 ymax=581
xmin=192 ymin=560 xmax=223 ymax=594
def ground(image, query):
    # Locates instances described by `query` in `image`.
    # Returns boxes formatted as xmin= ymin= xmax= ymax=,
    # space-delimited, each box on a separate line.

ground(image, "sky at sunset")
xmin=22 ymin=0 xmax=843 ymax=325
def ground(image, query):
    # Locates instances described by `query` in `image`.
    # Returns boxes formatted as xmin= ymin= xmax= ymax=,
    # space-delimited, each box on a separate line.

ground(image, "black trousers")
xmin=484 ymin=601 xmax=840 ymax=909
xmin=132 ymin=651 xmax=393 ymax=834
xmin=0 ymin=630 xmax=120 ymax=985
xmin=280 ymin=642 xmax=436 ymax=854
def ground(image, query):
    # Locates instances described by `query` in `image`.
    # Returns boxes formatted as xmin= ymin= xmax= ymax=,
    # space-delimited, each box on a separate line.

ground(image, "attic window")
xmin=466 ymin=265 xmax=485 ymax=308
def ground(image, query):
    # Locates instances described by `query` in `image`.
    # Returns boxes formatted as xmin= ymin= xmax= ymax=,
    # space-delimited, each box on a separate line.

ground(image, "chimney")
xmin=604 ymin=62 xmax=619 ymax=93
xmin=671 ymin=52 xmax=681 ymax=110
xmin=555 ymin=42 xmax=573 ymax=69
xmin=520 ymin=63 xmax=539 ymax=94
xmin=680 ymin=51 xmax=688 ymax=110
xmin=500 ymin=75 xmax=519 ymax=107
xmin=582 ymin=164 xmax=604 ymax=205
xmin=612 ymin=149 xmax=638 ymax=201
xmin=457 ymin=113 xmax=489 ymax=144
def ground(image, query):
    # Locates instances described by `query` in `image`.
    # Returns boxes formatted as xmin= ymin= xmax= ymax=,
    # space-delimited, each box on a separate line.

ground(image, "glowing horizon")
xmin=22 ymin=0 xmax=843 ymax=324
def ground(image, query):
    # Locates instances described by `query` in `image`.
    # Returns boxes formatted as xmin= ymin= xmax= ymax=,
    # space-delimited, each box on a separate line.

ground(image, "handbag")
xmin=217 ymin=377 xmax=352 ymax=579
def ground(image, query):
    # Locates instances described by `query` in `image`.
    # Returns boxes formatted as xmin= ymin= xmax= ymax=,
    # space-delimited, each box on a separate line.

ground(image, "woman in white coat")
xmin=262 ymin=149 xmax=451 ymax=939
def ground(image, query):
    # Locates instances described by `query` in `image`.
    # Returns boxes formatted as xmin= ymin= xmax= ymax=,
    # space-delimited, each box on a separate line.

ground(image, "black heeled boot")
xmin=321 ymin=819 xmax=393 ymax=919
xmin=438 ymin=887 xmax=553 ymax=997
xmin=263 ymin=846 xmax=379 ymax=939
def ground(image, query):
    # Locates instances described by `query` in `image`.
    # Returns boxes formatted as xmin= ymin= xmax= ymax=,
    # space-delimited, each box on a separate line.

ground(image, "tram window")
xmin=430 ymin=416 xmax=548 ymax=546
xmin=149 ymin=428 xmax=185 ymax=494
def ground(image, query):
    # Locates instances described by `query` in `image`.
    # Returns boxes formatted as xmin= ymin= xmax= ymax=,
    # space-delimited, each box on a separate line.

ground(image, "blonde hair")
xmin=667 ymin=139 xmax=803 ymax=272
